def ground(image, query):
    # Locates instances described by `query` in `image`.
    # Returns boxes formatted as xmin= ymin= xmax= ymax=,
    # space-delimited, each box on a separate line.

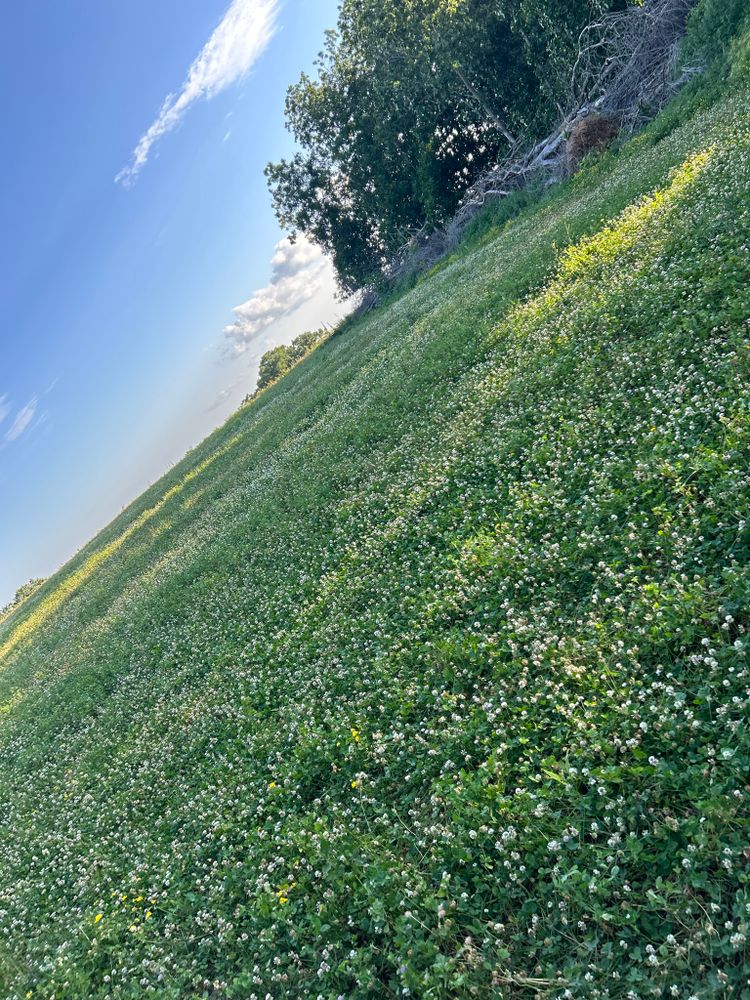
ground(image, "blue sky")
xmin=0 ymin=0 xmax=344 ymax=606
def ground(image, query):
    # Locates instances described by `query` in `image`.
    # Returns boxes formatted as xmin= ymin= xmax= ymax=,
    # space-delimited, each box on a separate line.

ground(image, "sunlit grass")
xmin=0 ymin=435 xmax=243 ymax=667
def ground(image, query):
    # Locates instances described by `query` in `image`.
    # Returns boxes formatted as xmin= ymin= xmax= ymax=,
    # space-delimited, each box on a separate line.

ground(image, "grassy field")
xmin=2 ymin=47 xmax=750 ymax=1000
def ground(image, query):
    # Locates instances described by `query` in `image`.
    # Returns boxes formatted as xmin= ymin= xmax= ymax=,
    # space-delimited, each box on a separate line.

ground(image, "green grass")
xmin=2 ymin=59 xmax=750 ymax=1000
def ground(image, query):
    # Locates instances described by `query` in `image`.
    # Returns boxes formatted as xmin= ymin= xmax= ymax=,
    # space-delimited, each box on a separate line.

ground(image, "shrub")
xmin=682 ymin=0 xmax=750 ymax=69
xmin=566 ymin=114 xmax=620 ymax=173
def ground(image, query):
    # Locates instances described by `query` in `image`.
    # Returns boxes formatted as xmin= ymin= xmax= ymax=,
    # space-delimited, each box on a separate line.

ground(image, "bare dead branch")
xmin=367 ymin=0 xmax=701 ymax=301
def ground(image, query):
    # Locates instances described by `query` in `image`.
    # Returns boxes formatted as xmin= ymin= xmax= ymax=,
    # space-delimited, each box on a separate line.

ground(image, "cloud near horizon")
xmin=224 ymin=237 xmax=331 ymax=354
xmin=116 ymin=0 xmax=279 ymax=187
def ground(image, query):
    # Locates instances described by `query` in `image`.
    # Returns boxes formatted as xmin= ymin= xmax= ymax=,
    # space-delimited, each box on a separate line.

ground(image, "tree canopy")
xmin=254 ymin=328 xmax=329 ymax=394
xmin=267 ymin=0 xmax=628 ymax=293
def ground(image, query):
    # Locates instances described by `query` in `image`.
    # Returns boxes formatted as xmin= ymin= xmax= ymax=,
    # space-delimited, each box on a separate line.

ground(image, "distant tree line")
xmin=1 ymin=577 xmax=46 ymax=618
xmin=246 ymin=327 xmax=330 ymax=402
xmin=266 ymin=0 xmax=630 ymax=293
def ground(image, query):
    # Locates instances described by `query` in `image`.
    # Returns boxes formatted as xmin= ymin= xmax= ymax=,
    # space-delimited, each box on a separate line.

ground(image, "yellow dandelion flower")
xmin=276 ymin=881 xmax=296 ymax=904
xmin=94 ymin=913 xmax=103 ymax=923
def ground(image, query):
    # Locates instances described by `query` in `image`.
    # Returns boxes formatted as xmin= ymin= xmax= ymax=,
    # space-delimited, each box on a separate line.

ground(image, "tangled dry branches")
xmin=363 ymin=0 xmax=701 ymax=304
xmin=574 ymin=0 xmax=699 ymax=127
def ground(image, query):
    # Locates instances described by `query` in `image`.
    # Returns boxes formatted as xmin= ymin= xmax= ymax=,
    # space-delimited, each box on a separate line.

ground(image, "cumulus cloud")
xmin=116 ymin=0 xmax=279 ymax=187
xmin=0 ymin=395 xmax=9 ymax=425
xmin=224 ymin=237 xmax=330 ymax=354
xmin=4 ymin=397 xmax=38 ymax=443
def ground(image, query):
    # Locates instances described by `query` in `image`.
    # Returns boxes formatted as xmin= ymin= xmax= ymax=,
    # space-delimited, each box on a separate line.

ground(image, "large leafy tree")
xmin=267 ymin=0 xmax=627 ymax=293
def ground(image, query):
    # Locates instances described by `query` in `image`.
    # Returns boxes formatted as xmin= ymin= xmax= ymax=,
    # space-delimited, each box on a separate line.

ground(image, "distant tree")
xmin=1 ymin=577 xmax=46 ymax=617
xmin=290 ymin=327 xmax=328 ymax=362
xmin=267 ymin=0 xmax=629 ymax=293
xmin=253 ymin=327 xmax=330 ymax=397
xmin=256 ymin=345 xmax=294 ymax=391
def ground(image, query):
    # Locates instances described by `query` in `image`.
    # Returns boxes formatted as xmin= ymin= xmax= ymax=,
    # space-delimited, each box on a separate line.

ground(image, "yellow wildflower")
xmin=276 ymin=881 xmax=296 ymax=904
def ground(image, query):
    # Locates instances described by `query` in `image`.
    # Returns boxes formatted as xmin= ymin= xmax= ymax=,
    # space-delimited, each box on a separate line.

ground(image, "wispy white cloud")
xmin=0 ymin=395 xmax=10 ymax=425
xmin=224 ymin=238 xmax=331 ymax=354
xmin=116 ymin=0 xmax=279 ymax=187
xmin=4 ymin=397 xmax=38 ymax=444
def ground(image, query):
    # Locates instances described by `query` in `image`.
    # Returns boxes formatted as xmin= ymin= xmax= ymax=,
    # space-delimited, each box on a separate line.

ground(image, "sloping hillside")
xmin=2 ymin=74 xmax=750 ymax=999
